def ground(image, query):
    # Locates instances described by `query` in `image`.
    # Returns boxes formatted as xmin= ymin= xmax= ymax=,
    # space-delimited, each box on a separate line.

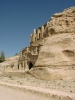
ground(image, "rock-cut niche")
xmin=62 ymin=50 xmax=74 ymax=57
xmin=48 ymin=28 xmax=55 ymax=36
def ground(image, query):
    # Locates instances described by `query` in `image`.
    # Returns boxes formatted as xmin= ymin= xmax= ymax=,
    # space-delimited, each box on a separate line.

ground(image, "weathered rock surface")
xmin=48 ymin=7 xmax=75 ymax=34
xmin=30 ymin=7 xmax=75 ymax=81
xmin=30 ymin=34 xmax=75 ymax=79
xmin=35 ymin=7 xmax=75 ymax=67
xmin=35 ymin=33 xmax=75 ymax=67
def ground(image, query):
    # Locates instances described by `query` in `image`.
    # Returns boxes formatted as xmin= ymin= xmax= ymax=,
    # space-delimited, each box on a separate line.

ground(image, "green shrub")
xmin=0 ymin=51 xmax=5 ymax=63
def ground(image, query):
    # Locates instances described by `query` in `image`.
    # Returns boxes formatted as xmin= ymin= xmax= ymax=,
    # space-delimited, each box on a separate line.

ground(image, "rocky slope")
xmin=0 ymin=55 xmax=19 ymax=72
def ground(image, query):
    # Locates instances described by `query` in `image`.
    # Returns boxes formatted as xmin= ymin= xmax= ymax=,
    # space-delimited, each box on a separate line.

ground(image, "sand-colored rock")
xmin=35 ymin=33 xmax=75 ymax=67
xmin=29 ymin=7 xmax=75 ymax=81
xmin=0 ymin=55 xmax=19 ymax=72
xmin=18 ymin=7 xmax=75 ymax=71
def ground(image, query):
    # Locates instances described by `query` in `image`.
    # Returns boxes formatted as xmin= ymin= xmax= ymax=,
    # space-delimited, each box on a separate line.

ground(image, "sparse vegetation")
xmin=0 ymin=51 xmax=5 ymax=63
xmin=14 ymin=53 xmax=19 ymax=56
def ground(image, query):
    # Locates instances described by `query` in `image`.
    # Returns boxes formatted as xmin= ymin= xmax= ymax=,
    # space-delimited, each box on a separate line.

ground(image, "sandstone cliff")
xmin=29 ymin=7 xmax=75 ymax=81
xmin=35 ymin=7 xmax=75 ymax=67
xmin=35 ymin=33 xmax=75 ymax=67
xmin=48 ymin=7 xmax=75 ymax=34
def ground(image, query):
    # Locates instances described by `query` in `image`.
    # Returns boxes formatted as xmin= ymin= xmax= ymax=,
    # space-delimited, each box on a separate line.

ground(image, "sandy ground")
xmin=0 ymin=71 xmax=75 ymax=100
xmin=0 ymin=85 xmax=52 ymax=100
xmin=0 ymin=75 xmax=75 ymax=93
xmin=0 ymin=64 xmax=75 ymax=100
xmin=0 ymin=70 xmax=75 ymax=94
xmin=0 ymin=81 xmax=75 ymax=100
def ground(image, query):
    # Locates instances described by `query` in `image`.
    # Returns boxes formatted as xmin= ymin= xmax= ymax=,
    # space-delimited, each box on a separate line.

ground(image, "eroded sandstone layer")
xmin=35 ymin=7 xmax=75 ymax=67
xmin=18 ymin=7 xmax=75 ymax=71
xmin=29 ymin=7 xmax=75 ymax=81
xmin=35 ymin=33 xmax=75 ymax=67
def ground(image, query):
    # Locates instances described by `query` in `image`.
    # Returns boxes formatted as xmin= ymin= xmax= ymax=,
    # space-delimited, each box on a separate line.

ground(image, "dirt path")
xmin=0 ymin=81 xmax=75 ymax=100
xmin=0 ymin=85 xmax=52 ymax=100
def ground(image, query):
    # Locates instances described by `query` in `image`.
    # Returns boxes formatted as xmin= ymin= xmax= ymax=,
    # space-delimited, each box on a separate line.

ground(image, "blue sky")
xmin=0 ymin=0 xmax=75 ymax=57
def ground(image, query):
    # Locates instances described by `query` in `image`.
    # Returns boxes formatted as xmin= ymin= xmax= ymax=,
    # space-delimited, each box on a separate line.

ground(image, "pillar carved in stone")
xmin=25 ymin=55 xmax=29 ymax=71
xmin=41 ymin=25 xmax=44 ymax=38
xmin=37 ymin=28 xmax=41 ymax=40
xmin=33 ymin=29 xmax=36 ymax=42
xmin=30 ymin=34 xmax=32 ymax=42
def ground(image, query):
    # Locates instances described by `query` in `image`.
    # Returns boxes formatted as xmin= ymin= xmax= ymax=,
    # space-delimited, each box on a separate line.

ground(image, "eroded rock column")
xmin=25 ymin=55 xmax=29 ymax=71
xmin=41 ymin=26 xmax=44 ymax=38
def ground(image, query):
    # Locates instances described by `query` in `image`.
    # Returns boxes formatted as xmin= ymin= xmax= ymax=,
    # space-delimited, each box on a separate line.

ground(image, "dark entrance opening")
xmin=50 ymin=28 xmax=55 ymax=36
xmin=29 ymin=62 xmax=33 ymax=70
xmin=18 ymin=64 xmax=19 ymax=70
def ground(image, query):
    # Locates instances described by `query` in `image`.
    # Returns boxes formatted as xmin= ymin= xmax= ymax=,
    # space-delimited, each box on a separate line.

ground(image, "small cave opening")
xmin=48 ymin=28 xmax=56 ymax=36
xmin=49 ymin=28 xmax=55 ymax=36
xmin=18 ymin=64 xmax=19 ymax=70
xmin=29 ymin=62 xmax=33 ymax=70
